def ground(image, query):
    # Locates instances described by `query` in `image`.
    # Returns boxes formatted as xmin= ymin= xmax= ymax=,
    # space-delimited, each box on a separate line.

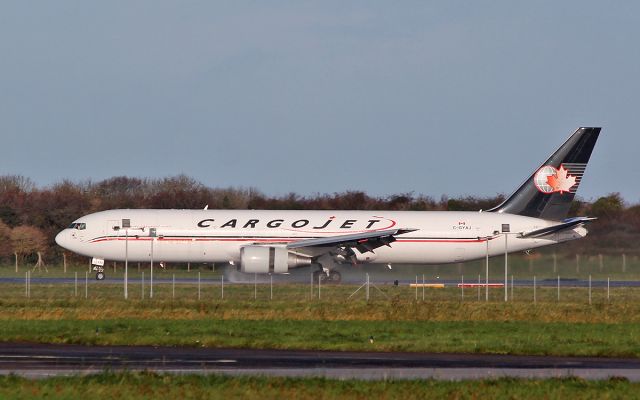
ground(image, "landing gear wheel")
xmin=328 ymin=270 xmax=342 ymax=283
xmin=313 ymin=270 xmax=329 ymax=283
xmin=96 ymin=272 xmax=105 ymax=281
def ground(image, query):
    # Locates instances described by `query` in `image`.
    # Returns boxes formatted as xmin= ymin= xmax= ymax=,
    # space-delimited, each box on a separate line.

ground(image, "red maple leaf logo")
xmin=546 ymin=165 xmax=576 ymax=194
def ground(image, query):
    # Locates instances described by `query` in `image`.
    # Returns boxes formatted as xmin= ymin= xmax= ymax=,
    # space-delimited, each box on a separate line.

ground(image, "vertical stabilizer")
xmin=488 ymin=127 xmax=601 ymax=220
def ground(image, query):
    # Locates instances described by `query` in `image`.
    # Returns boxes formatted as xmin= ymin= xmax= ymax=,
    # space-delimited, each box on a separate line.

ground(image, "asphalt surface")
xmin=1 ymin=276 xmax=639 ymax=287
xmin=1 ymin=343 xmax=640 ymax=380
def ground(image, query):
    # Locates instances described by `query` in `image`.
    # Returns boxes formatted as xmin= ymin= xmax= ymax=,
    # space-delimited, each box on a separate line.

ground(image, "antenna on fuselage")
xmin=204 ymin=205 xmax=209 ymax=210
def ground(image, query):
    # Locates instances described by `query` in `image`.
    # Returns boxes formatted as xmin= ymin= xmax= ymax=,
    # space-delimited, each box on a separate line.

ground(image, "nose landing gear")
xmin=91 ymin=258 xmax=106 ymax=281
xmin=92 ymin=265 xmax=105 ymax=280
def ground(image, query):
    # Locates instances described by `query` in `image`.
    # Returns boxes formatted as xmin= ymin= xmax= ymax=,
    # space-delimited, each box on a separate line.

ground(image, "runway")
xmin=1 ymin=276 xmax=639 ymax=288
xmin=1 ymin=343 xmax=639 ymax=380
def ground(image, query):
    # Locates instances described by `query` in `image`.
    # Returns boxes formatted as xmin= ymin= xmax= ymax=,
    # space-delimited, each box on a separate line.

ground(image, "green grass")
xmin=2 ymin=282 xmax=640 ymax=356
xmin=1 ymin=318 xmax=640 ymax=357
xmin=3 ymin=283 xmax=640 ymax=323
xmin=2 ymin=275 xmax=640 ymax=357
xmin=0 ymin=373 xmax=637 ymax=399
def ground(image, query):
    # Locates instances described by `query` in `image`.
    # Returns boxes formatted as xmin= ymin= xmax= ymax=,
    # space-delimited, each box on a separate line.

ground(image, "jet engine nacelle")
xmin=240 ymin=246 xmax=312 ymax=274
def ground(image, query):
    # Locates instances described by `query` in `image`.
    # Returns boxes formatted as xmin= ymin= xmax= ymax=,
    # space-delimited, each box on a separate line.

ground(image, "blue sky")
xmin=0 ymin=2 xmax=637 ymax=201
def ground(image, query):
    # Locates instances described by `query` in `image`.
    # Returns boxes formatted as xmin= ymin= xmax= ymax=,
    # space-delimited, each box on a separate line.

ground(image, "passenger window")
xmin=78 ymin=223 xmax=86 ymax=230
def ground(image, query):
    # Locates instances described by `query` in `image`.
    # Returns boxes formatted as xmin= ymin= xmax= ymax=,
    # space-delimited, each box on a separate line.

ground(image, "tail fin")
xmin=488 ymin=127 xmax=601 ymax=220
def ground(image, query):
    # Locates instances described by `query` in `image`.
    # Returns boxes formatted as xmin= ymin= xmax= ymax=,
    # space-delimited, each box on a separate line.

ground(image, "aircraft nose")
xmin=55 ymin=230 xmax=69 ymax=249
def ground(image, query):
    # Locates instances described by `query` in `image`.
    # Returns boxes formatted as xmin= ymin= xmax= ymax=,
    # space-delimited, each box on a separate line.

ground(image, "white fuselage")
xmin=55 ymin=209 xmax=586 ymax=266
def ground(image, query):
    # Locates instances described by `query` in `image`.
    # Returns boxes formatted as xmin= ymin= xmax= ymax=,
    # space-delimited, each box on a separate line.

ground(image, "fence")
xmin=12 ymin=267 xmax=627 ymax=306
xmin=4 ymin=251 xmax=640 ymax=304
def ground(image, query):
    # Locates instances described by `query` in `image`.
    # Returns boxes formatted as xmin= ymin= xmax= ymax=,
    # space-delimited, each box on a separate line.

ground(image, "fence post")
xmin=221 ymin=275 xmax=224 ymax=300
xmin=198 ymin=271 xmax=202 ymax=301
xmin=477 ymin=274 xmax=481 ymax=301
xmin=150 ymin=238 xmax=154 ymax=299
xmin=557 ymin=275 xmax=560 ymax=302
xmin=422 ymin=274 xmax=425 ymax=301
xmin=141 ymin=271 xmax=145 ymax=300
xmin=415 ymin=276 xmax=418 ymax=301
xmin=124 ymin=230 xmax=128 ymax=300
xmin=85 ymin=271 xmax=88 ymax=299
xmin=318 ymin=274 xmax=321 ymax=300
xmin=607 ymin=276 xmax=610 ymax=303
xmin=533 ymin=276 xmax=536 ymax=304
xmin=270 ymin=275 xmax=273 ymax=300
xmin=589 ymin=274 xmax=592 ymax=305
xmin=366 ymin=273 xmax=370 ymax=302
xmin=461 ymin=275 xmax=464 ymax=301
xmin=25 ymin=271 xmax=28 ymax=297
xmin=75 ymin=271 xmax=78 ymax=297
xmin=172 ymin=274 xmax=175 ymax=300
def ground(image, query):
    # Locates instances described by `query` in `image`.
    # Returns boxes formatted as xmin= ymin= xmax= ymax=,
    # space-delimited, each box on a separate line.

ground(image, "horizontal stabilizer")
xmin=519 ymin=217 xmax=596 ymax=238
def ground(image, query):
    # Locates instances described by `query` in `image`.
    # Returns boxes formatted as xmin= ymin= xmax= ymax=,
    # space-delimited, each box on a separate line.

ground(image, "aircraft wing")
xmin=519 ymin=217 xmax=596 ymax=239
xmin=286 ymin=228 xmax=416 ymax=258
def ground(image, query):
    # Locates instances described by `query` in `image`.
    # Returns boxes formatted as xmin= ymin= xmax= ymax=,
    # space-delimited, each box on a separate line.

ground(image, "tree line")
xmin=0 ymin=174 xmax=636 ymax=266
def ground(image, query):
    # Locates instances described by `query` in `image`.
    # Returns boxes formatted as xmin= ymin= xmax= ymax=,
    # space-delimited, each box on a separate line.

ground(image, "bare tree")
xmin=11 ymin=225 xmax=47 ymax=272
xmin=0 ymin=221 xmax=11 ymax=258
xmin=0 ymin=175 xmax=35 ymax=193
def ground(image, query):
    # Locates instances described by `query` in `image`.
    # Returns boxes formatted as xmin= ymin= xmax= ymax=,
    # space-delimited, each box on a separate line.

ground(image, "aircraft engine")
xmin=239 ymin=246 xmax=312 ymax=274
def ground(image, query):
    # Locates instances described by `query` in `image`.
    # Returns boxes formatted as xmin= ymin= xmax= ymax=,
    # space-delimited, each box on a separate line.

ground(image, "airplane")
xmin=56 ymin=127 xmax=601 ymax=282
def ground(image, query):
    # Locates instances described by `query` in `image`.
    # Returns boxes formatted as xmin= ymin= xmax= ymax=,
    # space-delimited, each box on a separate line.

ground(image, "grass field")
xmin=1 ymin=272 xmax=640 ymax=356
xmin=2 ymin=265 xmax=640 ymax=396
xmin=0 ymin=373 xmax=637 ymax=399
xmin=3 ymin=318 xmax=640 ymax=356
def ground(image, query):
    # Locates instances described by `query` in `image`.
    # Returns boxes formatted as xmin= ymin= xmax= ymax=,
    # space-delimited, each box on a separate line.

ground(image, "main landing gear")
xmin=313 ymin=269 xmax=342 ymax=284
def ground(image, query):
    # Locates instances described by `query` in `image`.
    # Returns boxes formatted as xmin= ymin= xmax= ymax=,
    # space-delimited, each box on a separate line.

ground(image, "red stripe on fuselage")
xmin=89 ymin=237 xmax=490 ymax=244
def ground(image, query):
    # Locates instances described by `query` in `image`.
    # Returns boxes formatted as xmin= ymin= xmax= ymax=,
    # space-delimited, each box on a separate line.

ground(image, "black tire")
xmin=328 ymin=270 xmax=342 ymax=283
xmin=96 ymin=272 xmax=105 ymax=281
xmin=313 ymin=270 xmax=329 ymax=283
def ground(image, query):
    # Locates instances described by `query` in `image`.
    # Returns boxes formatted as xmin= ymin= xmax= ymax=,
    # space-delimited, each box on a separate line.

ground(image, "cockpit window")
xmin=68 ymin=223 xmax=87 ymax=230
